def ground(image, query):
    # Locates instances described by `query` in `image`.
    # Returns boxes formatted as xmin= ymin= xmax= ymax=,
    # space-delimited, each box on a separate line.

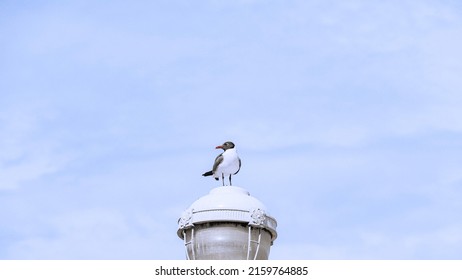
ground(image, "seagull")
xmin=202 ymin=141 xmax=241 ymax=186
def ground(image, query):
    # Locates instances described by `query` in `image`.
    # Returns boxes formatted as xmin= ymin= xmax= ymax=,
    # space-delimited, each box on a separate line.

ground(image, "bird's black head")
xmin=216 ymin=141 xmax=235 ymax=150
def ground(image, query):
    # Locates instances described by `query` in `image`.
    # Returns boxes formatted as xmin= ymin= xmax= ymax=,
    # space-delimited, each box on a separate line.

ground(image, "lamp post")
xmin=177 ymin=186 xmax=277 ymax=260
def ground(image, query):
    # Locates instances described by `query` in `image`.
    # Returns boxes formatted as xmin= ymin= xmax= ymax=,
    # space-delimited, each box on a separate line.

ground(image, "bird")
xmin=202 ymin=141 xmax=241 ymax=186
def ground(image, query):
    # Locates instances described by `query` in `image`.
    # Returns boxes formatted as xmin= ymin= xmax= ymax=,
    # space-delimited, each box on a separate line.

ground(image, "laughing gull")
xmin=202 ymin=141 xmax=241 ymax=186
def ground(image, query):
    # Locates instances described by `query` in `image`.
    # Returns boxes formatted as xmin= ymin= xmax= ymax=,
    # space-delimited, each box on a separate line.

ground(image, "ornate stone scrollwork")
xmin=249 ymin=208 xmax=267 ymax=227
xmin=178 ymin=209 xmax=193 ymax=229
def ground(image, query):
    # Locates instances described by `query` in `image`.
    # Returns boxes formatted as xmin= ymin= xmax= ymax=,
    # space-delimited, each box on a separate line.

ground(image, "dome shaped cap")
xmin=178 ymin=186 xmax=277 ymax=242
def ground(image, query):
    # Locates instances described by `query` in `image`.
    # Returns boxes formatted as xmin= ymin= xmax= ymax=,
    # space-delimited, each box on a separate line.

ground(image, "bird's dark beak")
xmin=215 ymin=145 xmax=223 ymax=149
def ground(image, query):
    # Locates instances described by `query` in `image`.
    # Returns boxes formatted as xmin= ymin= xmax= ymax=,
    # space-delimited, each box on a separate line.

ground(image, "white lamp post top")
xmin=177 ymin=186 xmax=277 ymax=242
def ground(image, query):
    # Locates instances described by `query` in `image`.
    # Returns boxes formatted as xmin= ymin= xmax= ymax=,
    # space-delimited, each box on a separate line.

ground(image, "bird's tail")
xmin=202 ymin=171 xmax=213 ymax=177
xmin=202 ymin=171 xmax=219 ymax=181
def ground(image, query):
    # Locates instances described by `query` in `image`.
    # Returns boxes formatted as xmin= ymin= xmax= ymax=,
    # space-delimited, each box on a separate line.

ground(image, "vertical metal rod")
xmin=246 ymin=226 xmax=252 ymax=260
xmin=253 ymin=228 xmax=262 ymax=260
xmin=190 ymin=227 xmax=196 ymax=260
xmin=183 ymin=228 xmax=196 ymax=260
xmin=182 ymin=230 xmax=190 ymax=260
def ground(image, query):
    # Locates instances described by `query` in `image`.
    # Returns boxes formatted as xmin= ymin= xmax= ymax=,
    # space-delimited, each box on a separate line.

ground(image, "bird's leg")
xmin=222 ymin=174 xmax=225 ymax=186
xmin=229 ymin=175 xmax=232 ymax=186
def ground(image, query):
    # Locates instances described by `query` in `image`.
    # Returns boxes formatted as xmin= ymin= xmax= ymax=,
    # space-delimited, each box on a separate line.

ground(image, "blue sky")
xmin=1 ymin=0 xmax=462 ymax=259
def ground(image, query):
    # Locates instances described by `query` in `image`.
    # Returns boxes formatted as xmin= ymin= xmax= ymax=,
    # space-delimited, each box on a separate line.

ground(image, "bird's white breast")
xmin=215 ymin=148 xmax=240 ymax=177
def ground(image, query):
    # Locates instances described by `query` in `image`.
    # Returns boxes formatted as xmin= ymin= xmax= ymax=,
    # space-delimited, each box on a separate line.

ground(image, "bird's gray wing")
xmin=212 ymin=153 xmax=224 ymax=173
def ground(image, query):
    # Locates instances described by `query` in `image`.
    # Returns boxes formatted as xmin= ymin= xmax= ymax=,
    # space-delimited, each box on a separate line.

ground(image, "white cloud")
xmin=358 ymin=224 xmax=462 ymax=259
xmin=0 ymin=103 xmax=73 ymax=190
xmin=2 ymin=0 xmax=462 ymax=260
xmin=272 ymin=242 xmax=348 ymax=260
xmin=0 ymin=155 xmax=68 ymax=190
xmin=272 ymin=223 xmax=462 ymax=259
xmin=6 ymin=208 xmax=184 ymax=259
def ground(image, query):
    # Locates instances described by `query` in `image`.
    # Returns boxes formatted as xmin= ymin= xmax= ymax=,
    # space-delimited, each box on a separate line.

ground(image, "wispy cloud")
xmin=0 ymin=102 xmax=73 ymax=190
xmin=5 ymin=208 xmax=182 ymax=259
xmin=1 ymin=0 xmax=462 ymax=259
